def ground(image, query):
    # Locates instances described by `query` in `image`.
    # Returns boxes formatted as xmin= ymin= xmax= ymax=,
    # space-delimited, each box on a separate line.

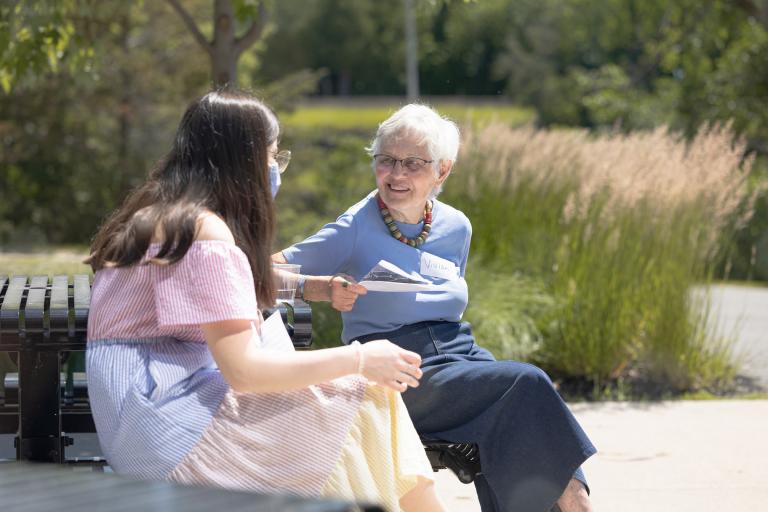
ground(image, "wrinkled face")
xmin=374 ymin=135 xmax=449 ymax=219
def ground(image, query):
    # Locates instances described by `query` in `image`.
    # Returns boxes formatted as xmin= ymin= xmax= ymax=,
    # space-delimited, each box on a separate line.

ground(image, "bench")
xmin=0 ymin=274 xmax=480 ymax=483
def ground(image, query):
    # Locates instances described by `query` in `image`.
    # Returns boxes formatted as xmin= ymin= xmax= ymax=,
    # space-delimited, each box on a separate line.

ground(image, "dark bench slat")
xmin=72 ymin=275 xmax=90 ymax=335
xmin=49 ymin=275 xmax=70 ymax=333
xmin=24 ymin=275 xmax=49 ymax=333
xmin=0 ymin=411 xmax=18 ymax=434
xmin=61 ymin=408 xmax=96 ymax=432
xmin=290 ymin=305 xmax=312 ymax=348
xmin=0 ymin=276 xmax=27 ymax=334
xmin=0 ymin=275 xmax=7 ymax=345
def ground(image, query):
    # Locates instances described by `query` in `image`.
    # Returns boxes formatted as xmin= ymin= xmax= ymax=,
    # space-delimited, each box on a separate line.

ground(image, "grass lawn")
xmin=0 ymin=248 xmax=91 ymax=277
xmin=282 ymin=101 xmax=534 ymax=130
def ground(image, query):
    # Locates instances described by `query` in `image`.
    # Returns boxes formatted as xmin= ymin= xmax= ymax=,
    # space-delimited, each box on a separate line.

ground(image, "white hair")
xmin=366 ymin=104 xmax=460 ymax=198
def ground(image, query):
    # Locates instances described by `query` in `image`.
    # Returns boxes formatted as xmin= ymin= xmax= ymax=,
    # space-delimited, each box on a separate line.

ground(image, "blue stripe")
xmin=86 ymin=338 xmax=228 ymax=479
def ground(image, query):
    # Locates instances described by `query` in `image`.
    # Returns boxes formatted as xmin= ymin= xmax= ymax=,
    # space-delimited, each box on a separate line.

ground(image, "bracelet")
xmin=350 ymin=340 xmax=365 ymax=374
xmin=296 ymin=274 xmax=306 ymax=300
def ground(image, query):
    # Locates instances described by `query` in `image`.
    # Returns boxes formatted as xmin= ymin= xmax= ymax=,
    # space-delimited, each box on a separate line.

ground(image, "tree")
xmin=165 ymin=0 xmax=269 ymax=87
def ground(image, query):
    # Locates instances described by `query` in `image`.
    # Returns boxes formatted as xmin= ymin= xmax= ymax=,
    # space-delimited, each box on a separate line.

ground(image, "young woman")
xmin=85 ymin=91 xmax=445 ymax=512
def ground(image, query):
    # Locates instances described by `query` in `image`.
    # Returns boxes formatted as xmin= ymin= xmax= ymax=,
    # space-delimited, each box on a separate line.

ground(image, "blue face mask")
xmin=269 ymin=161 xmax=281 ymax=198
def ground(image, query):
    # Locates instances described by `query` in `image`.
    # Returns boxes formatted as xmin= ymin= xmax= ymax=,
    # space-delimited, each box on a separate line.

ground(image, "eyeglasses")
xmin=373 ymin=154 xmax=434 ymax=173
xmin=271 ymin=149 xmax=292 ymax=174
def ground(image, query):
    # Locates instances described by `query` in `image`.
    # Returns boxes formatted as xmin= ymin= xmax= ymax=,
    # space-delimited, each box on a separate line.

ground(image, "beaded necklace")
xmin=376 ymin=194 xmax=433 ymax=247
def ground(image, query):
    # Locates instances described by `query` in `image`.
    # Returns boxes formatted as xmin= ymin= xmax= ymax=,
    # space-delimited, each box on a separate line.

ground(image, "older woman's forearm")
xmin=302 ymin=275 xmax=335 ymax=302
xmin=271 ymin=250 xmax=363 ymax=305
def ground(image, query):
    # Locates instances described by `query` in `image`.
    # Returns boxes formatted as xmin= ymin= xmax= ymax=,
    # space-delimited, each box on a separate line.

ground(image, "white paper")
xmin=420 ymin=252 xmax=460 ymax=280
xmin=358 ymin=259 xmax=437 ymax=292
xmin=358 ymin=280 xmax=436 ymax=292
xmin=258 ymin=311 xmax=295 ymax=352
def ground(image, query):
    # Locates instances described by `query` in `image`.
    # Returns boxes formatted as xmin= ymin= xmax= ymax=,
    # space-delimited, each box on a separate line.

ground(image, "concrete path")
xmin=435 ymin=400 xmax=768 ymax=511
xmin=703 ymin=284 xmax=768 ymax=388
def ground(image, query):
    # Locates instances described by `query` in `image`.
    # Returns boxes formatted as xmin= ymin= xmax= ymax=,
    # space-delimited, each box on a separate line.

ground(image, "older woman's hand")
xmin=329 ymin=274 xmax=367 ymax=312
xmin=358 ymin=339 xmax=422 ymax=392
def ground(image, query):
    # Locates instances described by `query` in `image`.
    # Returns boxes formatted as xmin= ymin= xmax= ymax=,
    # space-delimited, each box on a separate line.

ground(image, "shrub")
xmin=447 ymin=124 xmax=754 ymax=393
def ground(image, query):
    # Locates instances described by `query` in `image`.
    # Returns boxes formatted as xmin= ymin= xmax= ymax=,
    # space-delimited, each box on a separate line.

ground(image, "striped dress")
xmin=86 ymin=240 xmax=432 ymax=510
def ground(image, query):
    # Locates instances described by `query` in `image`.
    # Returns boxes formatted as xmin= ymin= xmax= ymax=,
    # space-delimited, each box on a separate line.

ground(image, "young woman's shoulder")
xmin=196 ymin=211 xmax=235 ymax=244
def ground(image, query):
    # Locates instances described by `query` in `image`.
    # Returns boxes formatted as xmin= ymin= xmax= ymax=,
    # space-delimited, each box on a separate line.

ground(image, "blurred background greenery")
xmin=2 ymin=0 xmax=767 ymax=397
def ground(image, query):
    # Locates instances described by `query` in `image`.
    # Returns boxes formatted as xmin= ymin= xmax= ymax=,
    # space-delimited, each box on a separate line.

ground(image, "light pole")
xmin=404 ymin=0 xmax=420 ymax=102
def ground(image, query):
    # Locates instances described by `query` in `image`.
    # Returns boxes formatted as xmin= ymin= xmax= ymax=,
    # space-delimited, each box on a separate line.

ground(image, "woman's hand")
xmin=329 ymin=274 xmax=367 ymax=312
xmin=357 ymin=339 xmax=422 ymax=392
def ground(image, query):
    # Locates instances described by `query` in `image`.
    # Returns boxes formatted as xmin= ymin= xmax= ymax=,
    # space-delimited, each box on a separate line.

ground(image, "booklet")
xmin=358 ymin=260 xmax=436 ymax=292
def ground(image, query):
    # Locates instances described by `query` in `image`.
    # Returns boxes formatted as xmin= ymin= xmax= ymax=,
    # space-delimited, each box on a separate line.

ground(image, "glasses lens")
xmin=403 ymin=157 xmax=428 ymax=172
xmin=374 ymin=155 xmax=396 ymax=169
xmin=276 ymin=150 xmax=291 ymax=173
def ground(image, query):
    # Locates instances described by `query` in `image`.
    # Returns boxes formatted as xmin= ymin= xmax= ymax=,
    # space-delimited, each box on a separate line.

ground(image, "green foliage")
xmin=274 ymin=128 xmax=375 ymax=249
xmin=0 ymin=0 xmax=96 ymax=93
xmin=0 ymin=1 xmax=211 ymax=247
xmin=463 ymin=267 xmax=555 ymax=361
xmin=717 ymin=165 xmax=768 ymax=281
xmin=256 ymin=69 xmax=329 ymax=113
xmin=259 ymin=0 xmax=411 ymax=95
xmin=304 ymin=301 xmax=344 ymax=350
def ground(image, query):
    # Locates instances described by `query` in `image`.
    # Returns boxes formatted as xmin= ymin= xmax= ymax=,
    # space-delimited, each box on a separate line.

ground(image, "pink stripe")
xmin=87 ymin=241 xmax=258 ymax=341
xmin=168 ymin=377 xmax=367 ymax=496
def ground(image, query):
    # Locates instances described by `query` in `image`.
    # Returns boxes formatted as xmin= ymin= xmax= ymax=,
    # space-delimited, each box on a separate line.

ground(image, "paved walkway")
xmin=435 ymin=400 xmax=768 ymax=511
xmin=704 ymin=284 xmax=768 ymax=388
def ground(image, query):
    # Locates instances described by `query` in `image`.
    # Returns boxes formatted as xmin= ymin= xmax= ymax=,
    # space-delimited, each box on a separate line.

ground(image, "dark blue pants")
xmin=357 ymin=321 xmax=596 ymax=512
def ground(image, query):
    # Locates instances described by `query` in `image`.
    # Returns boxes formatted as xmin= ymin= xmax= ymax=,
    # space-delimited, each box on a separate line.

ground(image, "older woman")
xmin=273 ymin=104 xmax=596 ymax=512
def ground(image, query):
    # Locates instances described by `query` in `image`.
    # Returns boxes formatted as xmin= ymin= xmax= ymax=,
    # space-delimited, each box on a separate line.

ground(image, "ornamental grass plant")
xmin=448 ymin=124 xmax=755 ymax=394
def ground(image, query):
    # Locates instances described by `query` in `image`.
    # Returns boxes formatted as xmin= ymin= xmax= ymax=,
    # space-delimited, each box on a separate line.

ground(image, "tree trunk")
xmin=166 ymin=0 xmax=268 ymax=89
xmin=211 ymin=0 xmax=238 ymax=88
xmin=338 ymin=70 xmax=352 ymax=96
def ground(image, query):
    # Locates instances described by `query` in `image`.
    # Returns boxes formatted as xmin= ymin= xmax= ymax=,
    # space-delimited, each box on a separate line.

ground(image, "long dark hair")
xmin=88 ymin=90 xmax=277 ymax=307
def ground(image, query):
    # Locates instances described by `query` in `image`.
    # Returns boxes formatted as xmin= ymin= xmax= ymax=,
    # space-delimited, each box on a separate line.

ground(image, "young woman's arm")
xmin=203 ymin=320 xmax=421 ymax=393
xmin=200 ymin=215 xmax=420 ymax=394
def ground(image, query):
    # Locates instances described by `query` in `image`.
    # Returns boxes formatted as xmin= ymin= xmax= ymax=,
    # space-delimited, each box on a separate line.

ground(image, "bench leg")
xmin=18 ymin=350 xmax=63 ymax=462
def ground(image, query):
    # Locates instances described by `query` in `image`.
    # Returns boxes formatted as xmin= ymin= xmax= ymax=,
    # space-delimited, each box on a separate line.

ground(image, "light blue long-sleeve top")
xmin=282 ymin=191 xmax=472 ymax=343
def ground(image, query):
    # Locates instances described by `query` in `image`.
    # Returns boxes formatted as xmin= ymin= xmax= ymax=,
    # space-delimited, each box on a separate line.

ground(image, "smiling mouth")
xmin=387 ymin=184 xmax=410 ymax=193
